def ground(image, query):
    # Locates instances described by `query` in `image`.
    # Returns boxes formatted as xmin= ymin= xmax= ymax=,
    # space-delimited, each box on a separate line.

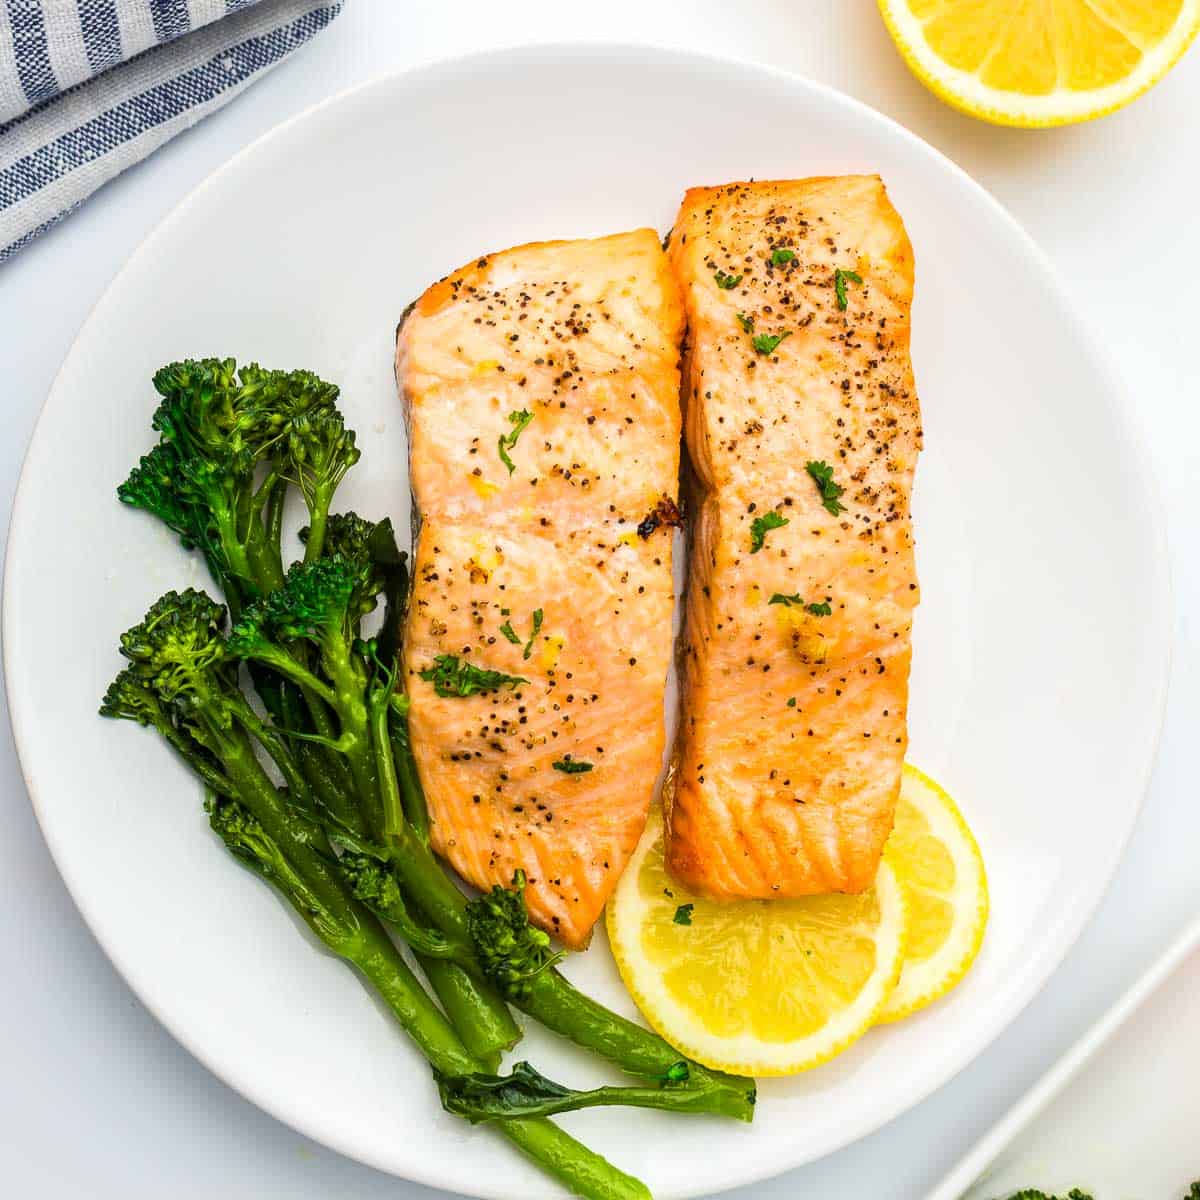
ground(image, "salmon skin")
xmin=665 ymin=177 xmax=921 ymax=899
xmin=397 ymin=230 xmax=684 ymax=948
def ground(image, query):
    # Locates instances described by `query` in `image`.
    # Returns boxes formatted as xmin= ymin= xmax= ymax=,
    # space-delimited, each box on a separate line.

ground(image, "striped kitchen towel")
xmin=0 ymin=0 xmax=343 ymax=263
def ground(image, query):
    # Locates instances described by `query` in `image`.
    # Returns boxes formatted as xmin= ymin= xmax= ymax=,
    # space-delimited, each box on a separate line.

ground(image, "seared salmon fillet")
xmin=397 ymin=230 xmax=684 ymax=948
xmin=666 ymin=177 xmax=921 ymax=899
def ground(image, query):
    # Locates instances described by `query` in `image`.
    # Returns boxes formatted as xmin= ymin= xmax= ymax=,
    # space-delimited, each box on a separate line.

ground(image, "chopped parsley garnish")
xmin=523 ymin=609 xmax=543 ymax=660
xmin=661 ymin=1061 xmax=690 ymax=1085
xmin=805 ymin=459 xmax=847 ymax=516
xmin=673 ymin=903 xmax=694 ymax=926
xmin=749 ymin=510 xmax=788 ymax=553
xmin=497 ymin=408 xmax=534 ymax=475
xmin=769 ymin=593 xmax=833 ymax=617
xmin=834 ymin=267 xmax=863 ymax=311
xmin=419 ymin=655 xmax=528 ymax=698
xmin=552 ymin=758 xmax=593 ymax=774
xmin=499 ymin=609 xmax=542 ymax=658
xmin=736 ymin=312 xmax=755 ymax=332
xmin=752 ymin=331 xmax=792 ymax=356
xmin=786 ymin=697 xmax=797 ymax=708
xmin=771 ymin=248 xmax=795 ymax=266
xmin=714 ymin=270 xmax=743 ymax=290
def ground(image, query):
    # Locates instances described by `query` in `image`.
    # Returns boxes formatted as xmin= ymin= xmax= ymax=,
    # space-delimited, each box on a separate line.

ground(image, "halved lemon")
xmin=606 ymin=806 xmax=908 ymax=1076
xmin=878 ymin=0 xmax=1200 ymax=127
xmin=877 ymin=764 xmax=988 ymax=1023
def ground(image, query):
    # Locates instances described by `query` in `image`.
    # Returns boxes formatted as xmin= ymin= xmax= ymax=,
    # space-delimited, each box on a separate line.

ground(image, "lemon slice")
xmin=606 ymin=806 xmax=909 ymax=1076
xmin=877 ymin=764 xmax=988 ymax=1024
xmin=878 ymin=0 xmax=1200 ymax=127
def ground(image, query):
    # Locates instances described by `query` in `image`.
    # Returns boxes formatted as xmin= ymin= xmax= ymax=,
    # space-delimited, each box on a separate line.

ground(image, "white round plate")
xmin=4 ymin=44 xmax=1169 ymax=1200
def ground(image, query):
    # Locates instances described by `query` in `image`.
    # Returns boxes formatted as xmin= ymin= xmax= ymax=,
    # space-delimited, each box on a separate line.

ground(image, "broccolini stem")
xmin=292 ymin=672 xmax=359 ymax=805
xmin=219 ymin=570 xmax=246 ymax=623
xmin=295 ymin=741 xmax=366 ymax=835
xmin=247 ymin=544 xmax=285 ymax=596
xmin=385 ymin=825 xmax=473 ymax=941
xmin=349 ymin=935 xmax=478 ymax=1077
xmin=366 ymin=689 xmax=521 ymax=1063
xmin=235 ymin=705 xmax=316 ymax=809
xmin=338 ymin=848 xmax=521 ymax=1067
xmin=241 ymin=641 xmax=339 ymax=710
xmin=263 ymin=475 xmax=286 ymax=547
xmin=496 ymin=1119 xmax=651 ymax=1200
xmin=220 ymin=479 xmax=282 ymax=599
xmin=266 ymin=671 xmax=361 ymax=831
xmin=215 ymin=728 xmax=359 ymax=918
xmin=158 ymin=724 xmax=235 ymax=799
xmin=301 ymin=498 xmax=330 ymax=565
xmin=351 ymin=940 xmax=647 ymax=1200
xmin=419 ymin=956 xmax=515 ymax=1073
xmin=244 ymin=509 xmax=285 ymax=598
xmin=369 ymin=680 xmax=406 ymax=842
xmin=240 ymin=470 xmax=286 ymax=597
xmin=295 ymin=660 xmax=341 ymax=737
xmin=389 ymin=706 xmax=429 ymax=844
xmin=211 ymin=510 xmax=258 ymax=598
xmin=259 ymin=472 xmax=287 ymax=589
xmin=317 ymin=635 xmax=381 ymax=834
xmin=519 ymin=972 xmax=755 ymax=1120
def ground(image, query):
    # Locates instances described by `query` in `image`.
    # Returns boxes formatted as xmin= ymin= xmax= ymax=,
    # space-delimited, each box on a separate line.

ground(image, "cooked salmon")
xmin=665 ymin=177 xmax=921 ymax=899
xmin=397 ymin=230 xmax=684 ymax=948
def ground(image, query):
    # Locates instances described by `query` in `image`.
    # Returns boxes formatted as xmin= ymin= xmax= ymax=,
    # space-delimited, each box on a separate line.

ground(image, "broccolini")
xmin=105 ymin=356 xmax=758 ymax=1199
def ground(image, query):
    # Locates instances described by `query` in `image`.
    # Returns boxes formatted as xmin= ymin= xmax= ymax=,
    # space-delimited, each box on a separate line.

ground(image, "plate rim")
xmin=2 ymin=40 xmax=1173 ymax=1199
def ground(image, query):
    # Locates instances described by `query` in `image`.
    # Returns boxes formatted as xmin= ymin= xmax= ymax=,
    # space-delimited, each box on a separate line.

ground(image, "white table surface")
xmin=2 ymin=3 xmax=1197 ymax=1197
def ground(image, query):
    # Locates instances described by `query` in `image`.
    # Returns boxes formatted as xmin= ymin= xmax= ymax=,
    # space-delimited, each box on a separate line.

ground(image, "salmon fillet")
xmin=397 ymin=230 xmax=684 ymax=948
xmin=665 ymin=176 xmax=921 ymax=899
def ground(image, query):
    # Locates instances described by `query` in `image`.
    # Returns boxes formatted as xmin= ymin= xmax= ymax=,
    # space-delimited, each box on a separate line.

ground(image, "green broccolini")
xmin=120 ymin=359 xmax=349 ymax=602
xmin=104 ymin=356 xmax=759 ymax=1198
xmin=466 ymin=870 xmax=564 ymax=998
xmin=103 ymin=586 xmax=640 ymax=1199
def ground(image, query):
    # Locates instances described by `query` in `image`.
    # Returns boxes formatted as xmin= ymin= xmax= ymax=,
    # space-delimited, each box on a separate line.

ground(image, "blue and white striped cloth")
xmin=0 ymin=0 xmax=343 ymax=262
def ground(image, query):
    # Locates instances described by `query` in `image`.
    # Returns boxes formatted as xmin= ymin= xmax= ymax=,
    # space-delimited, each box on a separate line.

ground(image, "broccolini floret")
xmin=100 ymin=666 xmax=233 ymax=798
xmin=120 ymin=358 xmax=360 ymax=599
xmin=208 ymin=794 xmax=357 ymax=948
xmin=466 ymin=870 xmax=563 ymax=1000
xmin=335 ymin=839 xmax=464 ymax=962
xmin=304 ymin=512 xmax=406 ymax=631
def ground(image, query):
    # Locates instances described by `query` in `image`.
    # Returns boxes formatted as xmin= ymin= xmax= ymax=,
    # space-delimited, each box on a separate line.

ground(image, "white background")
xmin=1 ymin=2 xmax=1197 ymax=1197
